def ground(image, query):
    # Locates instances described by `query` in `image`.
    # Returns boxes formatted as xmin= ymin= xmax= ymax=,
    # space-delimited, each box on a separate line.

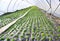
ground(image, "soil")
xmin=40 ymin=9 xmax=60 ymax=27
xmin=46 ymin=13 xmax=60 ymax=26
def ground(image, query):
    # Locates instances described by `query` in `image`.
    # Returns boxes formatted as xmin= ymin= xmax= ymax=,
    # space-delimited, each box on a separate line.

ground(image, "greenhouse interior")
xmin=0 ymin=0 xmax=60 ymax=41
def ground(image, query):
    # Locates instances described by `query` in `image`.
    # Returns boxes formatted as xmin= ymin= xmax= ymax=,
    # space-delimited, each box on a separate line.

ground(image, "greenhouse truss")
xmin=0 ymin=0 xmax=60 ymax=41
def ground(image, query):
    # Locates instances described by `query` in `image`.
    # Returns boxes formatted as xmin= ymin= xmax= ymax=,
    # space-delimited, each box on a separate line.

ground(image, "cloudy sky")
xmin=0 ymin=0 xmax=60 ymax=17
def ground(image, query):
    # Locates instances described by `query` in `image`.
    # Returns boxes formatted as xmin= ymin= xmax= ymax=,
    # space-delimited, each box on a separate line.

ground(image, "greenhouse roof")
xmin=0 ymin=0 xmax=60 ymax=17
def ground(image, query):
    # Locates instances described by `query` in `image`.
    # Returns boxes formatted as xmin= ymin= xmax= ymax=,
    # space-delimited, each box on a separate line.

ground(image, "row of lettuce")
xmin=0 ymin=6 xmax=60 ymax=41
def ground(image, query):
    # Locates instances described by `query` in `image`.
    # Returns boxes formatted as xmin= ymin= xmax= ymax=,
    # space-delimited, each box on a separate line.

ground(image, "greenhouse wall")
xmin=0 ymin=0 xmax=33 ymax=15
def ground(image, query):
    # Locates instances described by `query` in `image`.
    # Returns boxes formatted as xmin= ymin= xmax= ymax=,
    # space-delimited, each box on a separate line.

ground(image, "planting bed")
xmin=0 ymin=6 xmax=60 ymax=41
